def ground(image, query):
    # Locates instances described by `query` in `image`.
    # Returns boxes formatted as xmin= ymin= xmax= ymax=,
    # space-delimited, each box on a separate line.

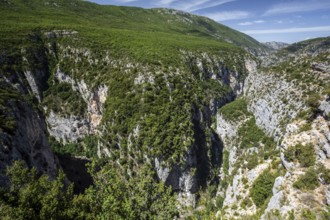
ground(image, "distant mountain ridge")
xmin=0 ymin=0 xmax=330 ymax=219
xmin=263 ymin=41 xmax=290 ymax=50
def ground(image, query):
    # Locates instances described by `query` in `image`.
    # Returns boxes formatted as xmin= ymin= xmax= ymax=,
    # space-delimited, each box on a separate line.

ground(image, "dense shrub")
xmin=238 ymin=118 xmax=276 ymax=150
xmin=307 ymin=94 xmax=320 ymax=109
xmin=222 ymin=150 xmax=230 ymax=175
xmin=293 ymin=168 xmax=319 ymax=190
xmin=43 ymin=81 xmax=86 ymax=116
xmin=246 ymin=153 xmax=259 ymax=170
xmin=301 ymin=209 xmax=316 ymax=220
xmin=284 ymin=144 xmax=315 ymax=167
xmin=250 ymin=170 xmax=276 ymax=207
xmin=0 ymin=161 xmax=178 ymax=220
xmin=218 ymin=98 xmax=250 ymax=121
xmin=317 ymin=164 xmax=330 ymax=184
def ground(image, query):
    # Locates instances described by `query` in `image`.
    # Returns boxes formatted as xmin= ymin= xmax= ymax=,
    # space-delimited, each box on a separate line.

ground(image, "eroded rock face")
xmin=46 ymin=69 xmax=108 ymax=143
xmin=215 ymin=54 xmax=330 ymax=219
xmin=0 ymin=96 xmax=59 ymax=186
xmin=244 ymin=60 xmax=304 ymax=140
xmin=282 ymin=116 xmax=330 ymax=162
xmin=216 ymin=114 xmax=239 ymax=145
xmin=0 ymin=41 xmax=59 ymax=186
xmin=46 ymin=111 xmax=90 ymax=144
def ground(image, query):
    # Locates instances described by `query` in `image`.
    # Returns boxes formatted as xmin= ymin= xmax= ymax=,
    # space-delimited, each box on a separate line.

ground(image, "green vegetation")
xmin=293 ymin=164 xmax=330 ymax=191
xmin=0 ymin=88 xmax=21 ymax=134
xmin=246 ymin=153 xmax=259 ymax=170
xmin=317 ymin=164 xmax=330 ymax=184
xmin=218 ymin=98 xmax=251 ymax=121
xmin=190 ymin=184 xmax=221 ymax=219
xmin=250 ymin=169 xmax=277 ymax=207
xmin=0 ymin=161 xmax=74 ymax=219
xmin=43 ymin=81 xmax=86 ymax=116
xmin=301 ymin=209 xmax=317 ymax=220
xmin=241 ymin=197 xmax=253 ymax=209
xmin=307 ymin=94 xmax=320 ymax=109
xmin=284 ymin=143 xmax=315 ymax=167
xmin=0 ymin=160 xmax=178 ymax=219
xmin=293 ymin=167 xmax=319 ymax=190
xmin=49 ymin=136 xmax=99 ymax=158
xmin=322 ymin=206 xmax=330 ymax=220
xmin=238 ymin=118 xmax=276 ymax=151
xmin=222 ymin=150 xmax=230 ymax=175
xmin=267 ymin=38 xmax=330 ymax=103
xmin=0 ymin=0 xmax=251 ymax=167
xmin=0 ymin=0 xmax=261 ymax=66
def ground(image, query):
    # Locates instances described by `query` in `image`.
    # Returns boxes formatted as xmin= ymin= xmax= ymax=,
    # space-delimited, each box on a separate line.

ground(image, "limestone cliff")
xmin=215 ymin=38 xmax=330 ymax=219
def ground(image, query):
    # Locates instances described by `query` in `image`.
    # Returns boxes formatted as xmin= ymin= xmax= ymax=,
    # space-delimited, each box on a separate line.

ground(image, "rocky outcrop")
xmin=0 ymin=84 xmax=59 ymax=186
xmin=46 ymin=68 xmax=108 ymax=143
xmin=148 ymin=52 xmax=247 ymax=207
xmin=263 ymin=41 xmax=289 ymax=51
xmin=46 ymin=111 xmax=90 ymax=144
xmin=215 ymin=48 xmax=330 ymax=218
xmin=244 ymin=60 xmax=304 ymax=140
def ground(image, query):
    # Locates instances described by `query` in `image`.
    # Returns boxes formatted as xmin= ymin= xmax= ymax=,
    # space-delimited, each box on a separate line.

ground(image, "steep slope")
xmin=213 ymin=37 xmax=330 ymax=219
xmin=0 ymin=0 xmax=268 ymax=56
xmin=1 ymin=0 xmax=329 ymax=219
xmin=0 ymin=0 xmax=257 ymax=209
xmin=263 ymin=41 xmax=289 ymax=51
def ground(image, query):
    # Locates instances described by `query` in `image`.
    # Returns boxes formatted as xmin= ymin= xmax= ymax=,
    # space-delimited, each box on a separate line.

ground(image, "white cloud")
xmin=243 ymin=26 xmax=330 ymax=34
xmin=238 ymin=21 xmax=253 ymax=26
xmin=163 ymin=0 xmax=237 ymax=12
xmin=108 ymin=0 xmax=237 ymax=12
xmin=264 ymin=1 xmax=330 ymax=16
xmin=203 ymin=11 xmax=251 ymax=21
xmin=238 ymin=20 xmax=264 ymax=26
xmin=114 ymin=0 xmax=138 ymax=2
xmin=188 ymin=0 xmax=236 ymax=12
xmin=159 ymin=0 xmax=177 ymax=5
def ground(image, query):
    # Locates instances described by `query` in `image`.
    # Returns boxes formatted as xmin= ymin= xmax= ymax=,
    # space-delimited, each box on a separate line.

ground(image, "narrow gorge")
xmin=0 ymin=1 xmax=329 ymax=219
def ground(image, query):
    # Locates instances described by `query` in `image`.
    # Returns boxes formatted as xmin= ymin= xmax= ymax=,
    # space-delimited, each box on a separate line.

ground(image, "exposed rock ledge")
xmin=46 ymin=68 xmax=108 ymax=143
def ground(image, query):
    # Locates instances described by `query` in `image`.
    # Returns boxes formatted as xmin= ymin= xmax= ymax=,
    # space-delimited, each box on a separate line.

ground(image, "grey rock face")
xmin=263 ymin=176 xmax=285 ymax=216
xmin=263 ymin=42 xmax=289 ymax=51
xmin=326 ymin=187 xmax=330 ymax=205
xmin=0 ymin=41 xmax=59 ymax=186
xmin=24 ymin=70 xmax=43 ymax=102
xmin=155 ymin=151 xmax=198 ymax=207
xmin=320 ymin=98 xmax=330 ymax=117
xmin=0 ymin=100 xmax=60 ymax=186
xmin=244 ymin=60 xmax=304 ymax=140
xmin=46 ymin=111 xmax=90 ymax=144
xmin=46 ymin=69 xmax=108 ymax=143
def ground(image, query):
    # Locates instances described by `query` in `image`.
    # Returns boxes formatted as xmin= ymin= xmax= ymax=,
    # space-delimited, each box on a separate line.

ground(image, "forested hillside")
xmin=0 ymin=0 xmax=329 ymax=219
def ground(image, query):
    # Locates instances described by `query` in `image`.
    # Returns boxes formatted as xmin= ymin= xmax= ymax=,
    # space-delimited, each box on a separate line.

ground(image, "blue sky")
xmin=88 ymin=0 xmax=330 ymax=43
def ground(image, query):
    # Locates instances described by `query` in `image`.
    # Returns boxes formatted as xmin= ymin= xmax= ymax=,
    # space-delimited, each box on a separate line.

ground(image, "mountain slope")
xmin=0 ymin=0 xmax=268 ymax=57
xmin=0 ymin=0 xmax=254 ymax=208
xmin=263 ymin=41 xmax=289 ymax=51
xmin=215 ymin=36 xmax=330 ymax=219
xmin=0 ymin=0 xmax=329 ymax=219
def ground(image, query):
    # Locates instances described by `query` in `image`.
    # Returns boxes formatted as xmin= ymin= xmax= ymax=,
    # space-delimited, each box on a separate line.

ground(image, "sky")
xmin=87 ymin=0 xmax=330 ymax=43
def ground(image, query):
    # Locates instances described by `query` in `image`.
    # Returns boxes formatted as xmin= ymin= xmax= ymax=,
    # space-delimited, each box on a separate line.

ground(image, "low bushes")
xmin=284 ymin=143 xmax=315 ymax=167
xmin=250 ymin=169 xmax=276 ymax=207
xmin=293 ymin=167 xmax=319 ymax=190
xmin=218 ymin=98 xmax=250 ymax=122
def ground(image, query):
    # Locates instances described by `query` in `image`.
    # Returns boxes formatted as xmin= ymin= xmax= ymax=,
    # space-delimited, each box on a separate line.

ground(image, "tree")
xmin=0 ymin=160 xmax=179 ymax=219
xmin=81 ymin=161 xmax=179 ymax=220
xmin=0 ymin=161 xmax=73 ymax=220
